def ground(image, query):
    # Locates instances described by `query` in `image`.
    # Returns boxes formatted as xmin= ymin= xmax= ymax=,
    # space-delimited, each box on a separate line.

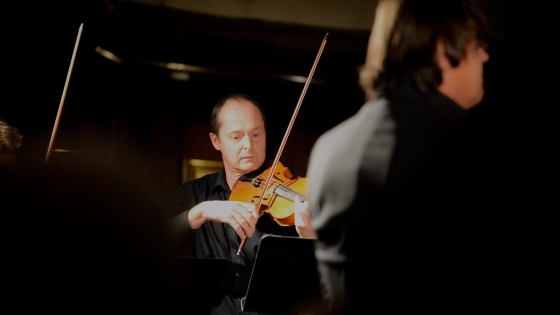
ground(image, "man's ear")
xmin=435 ymin=40 xmax=452 ymax=71
xmin=209 ymin=133 xmax=221 ymax=151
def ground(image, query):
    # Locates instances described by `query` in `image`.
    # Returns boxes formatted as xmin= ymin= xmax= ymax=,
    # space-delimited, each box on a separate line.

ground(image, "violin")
xmin=235 ymin=33 xmax=328 ymax=253
xmin=229 ymin=161 xmax=307 ymax=226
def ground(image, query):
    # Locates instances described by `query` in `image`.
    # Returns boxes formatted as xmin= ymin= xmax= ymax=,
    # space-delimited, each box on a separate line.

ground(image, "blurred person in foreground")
xmin=1 ymin=150 xmax=183 ymax=314
xmin=305 ymin=0 xmax=513 ymax=313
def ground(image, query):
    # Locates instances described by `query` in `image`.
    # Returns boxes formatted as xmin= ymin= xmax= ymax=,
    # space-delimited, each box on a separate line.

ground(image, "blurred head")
xmin=0 ymin=118 xmax=23 ymax=166
xmin=209 ymin=94 xmax=267 ymax=178
xmin=368 ymin=0 xmax=489 ymax=108
xmin=436 ymin=38 xmax=489 ymax=109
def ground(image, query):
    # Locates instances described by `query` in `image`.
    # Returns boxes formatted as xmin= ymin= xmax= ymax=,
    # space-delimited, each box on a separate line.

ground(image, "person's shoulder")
xmin=314 ymin=98 xmax=391 ymax=150
xmin=176 ymin=171 xmax=221 ymax=191
xmin=308 ymin=98 xmax=394 ymax=179
xmin=172 ymin=171 xmax=223 ymax=210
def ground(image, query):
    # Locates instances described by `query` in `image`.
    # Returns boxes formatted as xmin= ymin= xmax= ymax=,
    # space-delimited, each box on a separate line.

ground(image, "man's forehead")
xmin=219 ymin=101 xmax=264 ymax=126
xmin=221 ymin=98 xmax=258 ymax=113
xmin=221 ymin=122 xmax=264 ymax=134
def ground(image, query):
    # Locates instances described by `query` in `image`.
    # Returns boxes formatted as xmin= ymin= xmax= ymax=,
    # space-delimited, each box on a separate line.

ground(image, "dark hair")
xmin=375 ymin=0 xmax=488 ymax=93
xmin=210 ymin=94 xmax=267 ymax=136
xmin=0 ymin=118 xmax=23 ymax=154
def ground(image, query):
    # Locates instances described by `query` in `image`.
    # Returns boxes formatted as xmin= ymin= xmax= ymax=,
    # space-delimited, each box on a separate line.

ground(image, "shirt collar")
xmin=212 ymin=167 xmax=230 ymax=193
xmin=383 ymin=84 xmax=469 ymax=116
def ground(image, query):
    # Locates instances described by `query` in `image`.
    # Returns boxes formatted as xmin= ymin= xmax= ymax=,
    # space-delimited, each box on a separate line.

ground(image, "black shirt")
xmin=307 ymin=85 xmax=498 ymax=314
xmin=171 ymin=167 xmax=297 ymax=314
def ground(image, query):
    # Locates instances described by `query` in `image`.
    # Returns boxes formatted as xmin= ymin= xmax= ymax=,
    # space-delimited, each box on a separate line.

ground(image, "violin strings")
xmin=255 ymin=178 xmax=306 ymax=201
xmin=276 ymin=184 xmax=307 ymax=201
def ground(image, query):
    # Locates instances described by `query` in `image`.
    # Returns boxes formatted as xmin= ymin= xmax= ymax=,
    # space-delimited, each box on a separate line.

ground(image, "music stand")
xmin=168 ymin=257 xmax=230 ymax=315
xmin=241 ymin=235 xmax=326 ymax=314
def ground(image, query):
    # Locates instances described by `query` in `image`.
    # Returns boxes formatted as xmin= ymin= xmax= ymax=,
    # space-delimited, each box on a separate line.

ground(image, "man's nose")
xmin=241 ymin=134 xmax=252 ymax=149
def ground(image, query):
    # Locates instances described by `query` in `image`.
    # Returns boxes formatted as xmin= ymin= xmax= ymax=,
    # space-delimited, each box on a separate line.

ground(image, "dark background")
xmin=2 ymin=0 xmax=549 ymax=201
xmin=1 ymin=1 xmax=552 ymax=311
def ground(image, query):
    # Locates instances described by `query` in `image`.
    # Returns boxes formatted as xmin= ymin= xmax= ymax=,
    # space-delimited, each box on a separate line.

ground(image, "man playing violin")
xmin=171 ymin=93 xmax=315 ymax=315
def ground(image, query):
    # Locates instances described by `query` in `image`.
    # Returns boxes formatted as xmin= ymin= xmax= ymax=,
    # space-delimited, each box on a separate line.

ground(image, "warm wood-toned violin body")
xmin=230 ymin=161 xmax=308 ymax=226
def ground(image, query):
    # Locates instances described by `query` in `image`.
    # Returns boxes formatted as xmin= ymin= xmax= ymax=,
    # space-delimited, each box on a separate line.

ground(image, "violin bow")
xmin=237 ymin=33 xmax=329 ymax=255
xmin=45 ymin=23 xmax=84 ymax=165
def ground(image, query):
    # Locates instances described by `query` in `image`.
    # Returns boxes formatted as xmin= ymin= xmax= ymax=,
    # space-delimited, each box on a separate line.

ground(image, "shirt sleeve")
xmin=169 ymin=182 xmax=198 ymax=253
xmin=306 ymin=99 xmax=395 ymax=311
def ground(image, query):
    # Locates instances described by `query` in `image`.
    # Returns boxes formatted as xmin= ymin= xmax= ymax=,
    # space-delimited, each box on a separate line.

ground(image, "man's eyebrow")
xmin=225 ymin=126 xmax=263 ymax=134
xmin=226 ymin=129 xmax=242 ymax=135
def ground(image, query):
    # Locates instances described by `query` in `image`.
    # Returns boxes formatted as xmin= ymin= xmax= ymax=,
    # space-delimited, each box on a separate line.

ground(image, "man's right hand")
xmin=187 ymin=200 xmax=258 ymax=239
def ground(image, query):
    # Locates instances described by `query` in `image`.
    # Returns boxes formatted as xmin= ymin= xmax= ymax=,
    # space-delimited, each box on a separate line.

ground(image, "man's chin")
xmin=238 ymin=161 xmax=262 ymax=174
